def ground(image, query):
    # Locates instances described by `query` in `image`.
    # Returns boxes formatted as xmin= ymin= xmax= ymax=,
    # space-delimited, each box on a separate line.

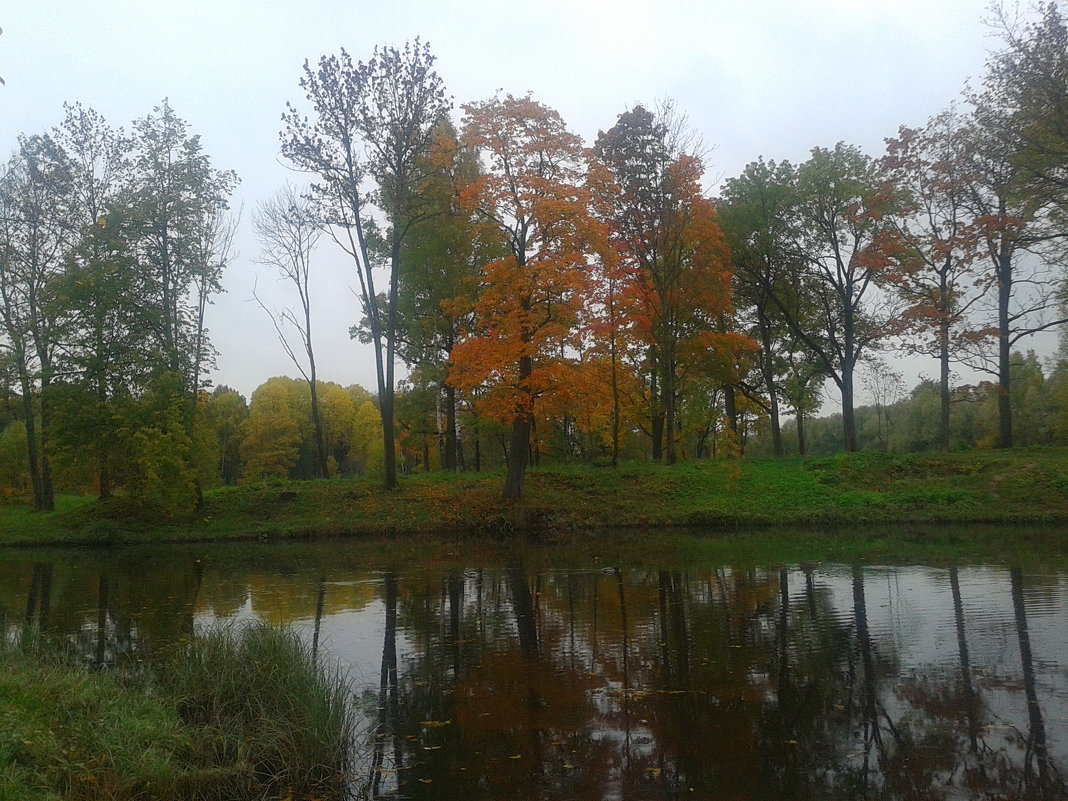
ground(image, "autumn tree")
xmin=595 ymin=105 xmax=738 ymax=464
xmin=282 ymin=40 xmax=450 ymax=490
xmin=253 ymin=184 xmax=329 ymax=478
xmin=881 ymin=112 xmax=994 ymax=451
xmin=451 ymin=94 xmax=605 ymax=499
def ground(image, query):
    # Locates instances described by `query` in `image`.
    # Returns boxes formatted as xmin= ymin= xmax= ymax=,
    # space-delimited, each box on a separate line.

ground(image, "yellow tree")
xmin=240 ymin=377 xmax=304 ymax=480
xmin=450 ymin=94 xmax=607 ymax=499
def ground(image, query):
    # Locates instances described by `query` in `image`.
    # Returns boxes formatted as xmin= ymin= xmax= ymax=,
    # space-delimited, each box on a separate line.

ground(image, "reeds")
xmin=1 ymin=621 xmax=359 ymax=801
xmin=161 ymin=621 xmax=358 ymax=799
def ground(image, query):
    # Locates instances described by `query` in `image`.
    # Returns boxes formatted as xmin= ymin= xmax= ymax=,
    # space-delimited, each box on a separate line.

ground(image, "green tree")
xmin=964 ymin=32 xmax=1068 ymax=448
xmin=720 ymin=157 xmax=828 ymax=457
xmin=129 ymin=99 xmax=238 ymax=395
xmin=205 ymin=385 xmax=248 ymax=485
xmin=748 ymin=144 xmax=904 ymax=452
xmin=0 ymin=134 xmax=73 ymax=511
xmin=393 ymin=121 xmax=496 ymax=472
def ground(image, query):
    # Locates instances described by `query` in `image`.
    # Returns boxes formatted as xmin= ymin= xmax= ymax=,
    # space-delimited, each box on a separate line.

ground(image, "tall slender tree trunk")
xmin=841 ymin=367 xmax=859 ymax=452
xmin=37 ymin=377 xmax=54 ymax=511
xmin=759 ymin=312 xmax=784 ymax=456
xmin=939 ymin=316 xmax=952 ymax=452
xmin=610 ymin=328 xmax=621 ymax=468
xmin=650 ymin=350 xmax=663 ymax=461
xmin=996 ymin=242 xmax=1013 ymax=449
xmin=796 ymin=410 xmax=807 ymax=456
xmin=663 ymin=344 xmax=677 ymax=465
xmin=306 ymin=306 xmax=329 ymax=478
xmin=16 ymin=361 xmax=45 ymax=511
xmin=381 ymin=232 xmax=402 ymax=489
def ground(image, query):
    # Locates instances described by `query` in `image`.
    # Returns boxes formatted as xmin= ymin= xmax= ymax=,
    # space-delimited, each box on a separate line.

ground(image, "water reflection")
xmin=2 ymin=543 xmax=1068 ymax=800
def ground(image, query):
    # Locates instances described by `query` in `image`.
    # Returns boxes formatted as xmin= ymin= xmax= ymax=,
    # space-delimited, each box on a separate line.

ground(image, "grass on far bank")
xmin=3 ymin=447 xmax=1068 ymax=548
xmin=0 ymin=622 xmax=357 ymax=801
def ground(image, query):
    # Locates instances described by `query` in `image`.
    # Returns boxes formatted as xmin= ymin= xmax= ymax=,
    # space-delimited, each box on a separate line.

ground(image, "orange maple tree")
xmin=448 ymin=94 xmax=608 ymax=499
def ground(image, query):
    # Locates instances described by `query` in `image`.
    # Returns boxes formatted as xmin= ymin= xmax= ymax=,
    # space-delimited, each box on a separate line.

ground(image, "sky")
xmin=1 ymin=0 xmax=1006 ymax=407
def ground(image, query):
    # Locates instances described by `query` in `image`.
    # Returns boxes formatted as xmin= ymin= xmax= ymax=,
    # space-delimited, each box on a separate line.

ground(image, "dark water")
xmin=3 ymin=538 xmax=1068 ymax=800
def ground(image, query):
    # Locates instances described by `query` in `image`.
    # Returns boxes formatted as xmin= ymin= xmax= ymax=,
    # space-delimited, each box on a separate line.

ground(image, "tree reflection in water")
xmin=2 ymin=547 xmax=1067 ymax=800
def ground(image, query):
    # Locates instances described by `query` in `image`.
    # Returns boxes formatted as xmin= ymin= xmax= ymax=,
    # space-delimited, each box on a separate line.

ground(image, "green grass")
xmin=4 ymin=448 xmax=1068 ymax=547
xmin=0 ymin=623 xmax=357 ymax=801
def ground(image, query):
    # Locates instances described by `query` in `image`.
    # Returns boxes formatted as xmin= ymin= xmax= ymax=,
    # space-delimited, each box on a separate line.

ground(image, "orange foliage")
xmin=449 ymin=95 xmax=608 ymax=427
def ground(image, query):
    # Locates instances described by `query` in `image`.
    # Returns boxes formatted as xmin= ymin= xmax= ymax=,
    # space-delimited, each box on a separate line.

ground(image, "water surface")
xmin=4 ymin=536 xmax=1068 ymax=800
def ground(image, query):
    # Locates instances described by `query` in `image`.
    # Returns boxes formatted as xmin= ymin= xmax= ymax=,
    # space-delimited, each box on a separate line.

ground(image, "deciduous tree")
xmin=451 ymin=94 xmax=605 ymax=498
xmin=595 ymin=105 xmax=738 ymax=463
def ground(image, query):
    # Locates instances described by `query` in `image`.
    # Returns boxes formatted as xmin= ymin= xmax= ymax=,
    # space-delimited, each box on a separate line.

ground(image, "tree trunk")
xmin=997 ymin=245 xmax=1013 ymax=448
xmin=663 ymin=347 xmax=677 ymax=465
xmin=503 ymin=354 xmax=533 ymax=500
xmin=759 ymin=312 xmax=784 ymax=456
xmin=17 ymin=363 xmax=45 ymax=511
xmin=796 ymin=410 xmax=807 ymax=456
xmin=724 ymin=383 xmax=739 ymax=450
xmin=443 ymin=382 xmax=458 ymax=471
xmin=308 ymin=378 xmax=329 ymax=478
xmin=841 ymin=368 xmax=859 ymax=452
xmin=381 ymin=230 xmax=402 ymax=489
xmin=938 ymin=275 xmax=952 ymax=452
xmin=650 ymin=349 xmax=663 ymax=460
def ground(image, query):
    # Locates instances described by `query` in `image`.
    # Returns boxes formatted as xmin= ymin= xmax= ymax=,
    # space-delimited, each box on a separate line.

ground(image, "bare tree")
xmin=253 ymin=184 xmax=328 ymax=478
xmin=282 ymin=40 xmax=449 ymax=489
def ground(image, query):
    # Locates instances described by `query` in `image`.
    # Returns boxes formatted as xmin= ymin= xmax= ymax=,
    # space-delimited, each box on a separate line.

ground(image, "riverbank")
xmin=3 ymin=449 xmax=1068 ymax=547
xmin=0 ymin=622 xmax=355 ymax=801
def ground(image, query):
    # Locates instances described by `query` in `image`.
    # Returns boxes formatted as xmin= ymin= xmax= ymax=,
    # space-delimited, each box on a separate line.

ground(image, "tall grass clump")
xmin=2 ymin=622 xmax=358 ymax=800
xmin=160 ymin=621 xmax=358 ymax=800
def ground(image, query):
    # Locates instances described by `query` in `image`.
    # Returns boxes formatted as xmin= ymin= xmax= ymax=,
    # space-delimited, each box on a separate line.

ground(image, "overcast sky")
xmin=2 ymin=0 xmax=1002 ymax=405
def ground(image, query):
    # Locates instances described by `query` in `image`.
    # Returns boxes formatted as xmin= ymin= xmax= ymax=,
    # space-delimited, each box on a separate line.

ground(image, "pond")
xmin=3 ymin=534 xmax=1068 ymax=800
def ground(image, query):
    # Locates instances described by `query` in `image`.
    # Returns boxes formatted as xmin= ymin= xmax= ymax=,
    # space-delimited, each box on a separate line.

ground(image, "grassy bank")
xmin=0 ymin=623 xmax=356 ymax=801
xmin=3 ymin=448 xmax=1068 ymax=547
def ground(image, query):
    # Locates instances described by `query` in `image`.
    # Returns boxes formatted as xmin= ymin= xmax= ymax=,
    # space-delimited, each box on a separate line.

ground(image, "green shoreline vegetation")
xmin=3 ymin=449 xmax=1068 ymax=554
xmin=1 ymin=623 xmax=356 ymax=801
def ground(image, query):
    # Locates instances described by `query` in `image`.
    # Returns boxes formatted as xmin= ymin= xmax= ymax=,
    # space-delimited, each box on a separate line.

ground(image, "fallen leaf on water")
xmin=419 ymin=778 xmax=433 ymax=784
xmin=423 ymin=746 xmax=442 ymax=751
xmin=508 ymin=754 xmax=522 ymax=759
